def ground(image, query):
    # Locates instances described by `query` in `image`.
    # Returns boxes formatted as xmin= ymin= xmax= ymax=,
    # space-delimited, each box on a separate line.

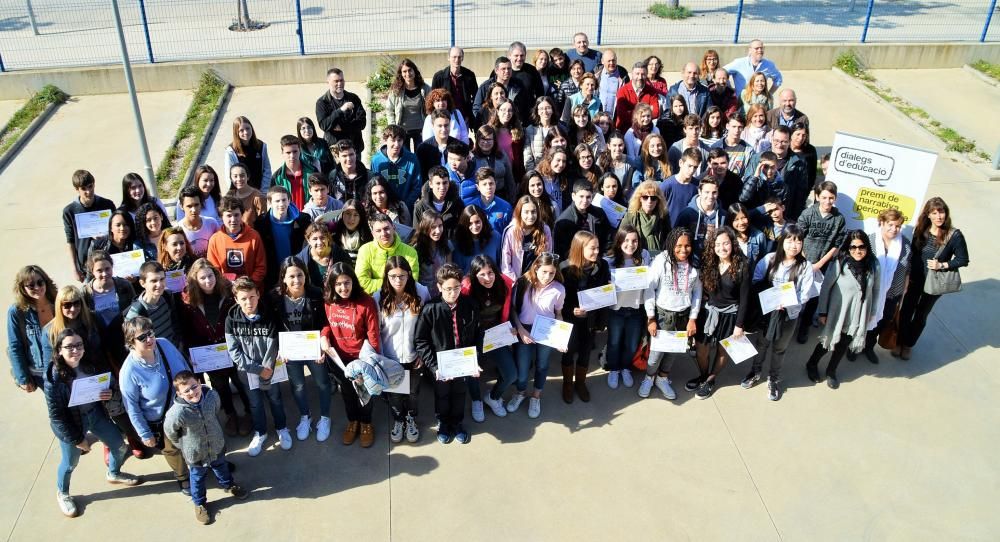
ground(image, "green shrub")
xmin=647 ymin=3 xmax=692 ymax=19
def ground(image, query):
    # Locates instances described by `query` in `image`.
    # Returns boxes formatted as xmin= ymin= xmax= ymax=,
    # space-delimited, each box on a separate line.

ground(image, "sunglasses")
xmin=61 ymin=300 xmax=82 ymax=309
xmin=540 ymin=252 xmax=560 ymax=260
xmin=23 ymin=279 xmax=45 ymax=290
xmin=640 ymin=195 xmax=657 ymax=201
xmin=135 ymin=331 xmax=155 ymax=343
xmin=849 ymin=245 xmax=867 ymax=251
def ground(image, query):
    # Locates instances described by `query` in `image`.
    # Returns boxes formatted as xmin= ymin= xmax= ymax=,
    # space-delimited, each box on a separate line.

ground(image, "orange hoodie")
xmin=206 ymin=226 xmax=267 ymax=290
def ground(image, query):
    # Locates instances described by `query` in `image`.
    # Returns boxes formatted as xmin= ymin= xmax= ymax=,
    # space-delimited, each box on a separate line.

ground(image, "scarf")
xmin=631 ymin=122 xmax=652 ymax=143
xmin=872 ymin=233 xmax=901 ymax=323
xmin=844 ymin=257 xmax=869 ymax=302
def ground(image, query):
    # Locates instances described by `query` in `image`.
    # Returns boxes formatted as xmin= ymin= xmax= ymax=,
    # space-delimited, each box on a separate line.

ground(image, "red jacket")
xmin=614 ymin=83 xmax=664 ymax=132
xmin=321 ymin=295 xmax=381 ymax=362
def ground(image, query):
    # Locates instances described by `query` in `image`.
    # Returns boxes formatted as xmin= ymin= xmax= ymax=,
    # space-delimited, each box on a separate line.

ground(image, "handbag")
xmin=923 ymin=232 xmax=962 ymax=295
xmin=631 ymin=336 xmax=650 ymax=371
xmin=878 ymin=308 xmax=901 ymax=350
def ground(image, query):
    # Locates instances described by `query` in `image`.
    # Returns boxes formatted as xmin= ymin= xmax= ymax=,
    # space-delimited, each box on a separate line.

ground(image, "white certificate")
xmin=529 ymin=315 xmax=573 ymax=351
xmin=74 ymin=209 xmax=113 ymax=239
xmin=394 ymin=222 xmax=414 ymax=242
xmin=594 ymin=194 xmax=627 ymax=228
xmin=165 ymin=269 xmax=186 ymax=293
xmin=279 ymin=331 xmax=322 ymax=361
xmin=613 ymin=266 xmax=651 ymax=292
xmin=720 ymin=334 xmax=758 ymax=364
xmin=188 ymin=343 xmax=232 ymax=373
xmin=247 ymin=359 xmax=289 ymax=390
xmin=758 ymin=282 xmax=800 ymax=315
xmin=67 ymin=372 xmax=112 ymax=407
xmin=482 ymin=322 xmax=518 ymax=353
xmin=111 ymin=249 xmax=145 ymax=278
xmin=578 ymin=283 xmax=617 ymax=311
xmin=650 ymin=331 xmax=690 ymax=353
xmin=314 ymin=210 xmax=341 ymax=226
xmin=385 ymin=369 xmax=411 ymax=395
xmin=435 ymin=347 xmax=479 ymax=380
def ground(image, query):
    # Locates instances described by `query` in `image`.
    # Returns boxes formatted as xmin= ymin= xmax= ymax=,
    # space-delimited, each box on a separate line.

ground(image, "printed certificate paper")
xmin=483 ymin=322 xmax=518 ymax=353
xmin=650 ymin=331 xmax=689 ymax=353
xmin=68 ymin=372 xmax=112 ymax=407
xmin=436 ymin=347 xmax=479 ymax=380
xmin=279 ymin=331 xmax=322 ymax=361
xmin=111 ymin=249 xmax=145 ymax=278
xmin=529 ymin=316 xmax=573 ymax=351
xmin=188 ymin=343 xmax=231 ymax=373
xmin=721 ymin=334 xmax=758 ymax=364
xmin=74 ymin=210 xmax=112 ymax=239
xmin=613 ymin=266 xmax=651 ymax=292
xmin=247 ymin=359 xmax=289 ymax=390
xmin=578 ymin=284 xmax=617 ymax=311
xmin=165 ymin=269 xmax=187 ymax=293
xmin=758 ymin=282 xmax=799 ymax=314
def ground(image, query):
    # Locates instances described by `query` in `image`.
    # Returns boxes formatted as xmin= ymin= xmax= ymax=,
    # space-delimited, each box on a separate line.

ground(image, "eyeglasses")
xmin=135 ymin=331 xmax=155 ymax=343
xmin=387 ymin=273 xmax=408 ymax=281
xmin=23 ymin=279 xmax=44 ymax=290
xmin=849 ymin=245 xmax=867 ymax=251
xmin=61 ymin=342 xmax=84 ymax=352
xmin=61 ymin=300 xmax=82 ymax=309
xmin=440 ymin=286 xmax=463 ymax=294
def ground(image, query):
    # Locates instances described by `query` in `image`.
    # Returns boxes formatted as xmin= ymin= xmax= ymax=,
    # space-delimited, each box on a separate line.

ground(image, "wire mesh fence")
xmin=0 ymin=0 xmax=996 ymax=72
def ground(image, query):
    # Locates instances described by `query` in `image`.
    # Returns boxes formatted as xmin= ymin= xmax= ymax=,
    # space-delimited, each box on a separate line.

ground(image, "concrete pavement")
xmin=0 ymin=70 xmax=997 ymax=541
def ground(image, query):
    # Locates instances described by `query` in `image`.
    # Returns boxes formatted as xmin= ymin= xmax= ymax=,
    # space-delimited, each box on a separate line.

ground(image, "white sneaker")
xmin=390 ymin=420 xmax=404 ymax=443
xmin=654 ymin=376 xmax=677 ymax=400
xmin=528 ymin=397 xmax=541 ymax=419
xmin=607 ymin=370 xmax=620 ymax=389
xmin=506 ymin=393 xmax=526 ymax=412
xmin=482 ymin=394 xmax=507 ymax=417
xmin=621 ymin=369 xmax=635 ymax=388
xmin=404 ymin=415 xmax=420 ymax=443
xmin=638 ymin=376 xmax=654 ymax=398
xmin=471 ymin=400 xmax=486 ymax=423
xmin=295 ymin=415 xmax=311 ymax=441
xmin=247 ymin=432 xmax=266 ymax=457
xmin=315 ymin=416 xmax=331 ymax=442
xmin=277 ymin=428 xmax=293 ymax=450
xmin=56 ymin=491 xmax=77 ymax=517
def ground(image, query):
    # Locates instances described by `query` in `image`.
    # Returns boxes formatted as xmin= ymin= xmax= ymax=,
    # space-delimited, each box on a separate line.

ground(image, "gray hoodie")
xmin=164 ymin=386 xmax=226 ymax=466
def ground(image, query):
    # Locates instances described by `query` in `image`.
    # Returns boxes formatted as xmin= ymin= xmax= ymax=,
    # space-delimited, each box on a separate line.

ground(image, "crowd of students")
xmin=6 ymin=34 xmax=971 ymax=524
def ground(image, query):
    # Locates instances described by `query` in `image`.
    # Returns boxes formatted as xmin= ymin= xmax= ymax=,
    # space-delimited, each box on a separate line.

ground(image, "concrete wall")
xmin=1 ymin=42 xmax=998 ymax=99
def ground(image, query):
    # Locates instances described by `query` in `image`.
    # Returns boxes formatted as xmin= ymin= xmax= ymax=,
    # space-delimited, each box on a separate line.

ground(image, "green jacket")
xmin=271 ymin=160 xmax=318 ymax=204
xmin=355 ymin=236 xmax=420 ymax=294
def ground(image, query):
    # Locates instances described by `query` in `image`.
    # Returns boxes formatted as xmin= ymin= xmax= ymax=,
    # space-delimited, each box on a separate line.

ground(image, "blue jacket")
xmin=119 ymin=338 xmax=191 ymax=441
xmin=6 ymin=305 xmax=47 ymax=386
xmin=453 ymin=234 xmax=503 ymax=274
xmin=465 ymin=195 xmax=513 ymax=234
xmin=667 ymin=81 xmax=711 ymax=117
xmin=370 ymin=146 xmax=422 ymax=208
xmin=741 ymin=227 xmax=768 ymax=268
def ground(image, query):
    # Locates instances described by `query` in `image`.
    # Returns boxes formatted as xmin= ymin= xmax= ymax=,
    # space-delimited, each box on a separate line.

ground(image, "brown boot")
xmin=561 ymin=365 xmax=574 ymax=404
xmin=359 ymin=423 xmax=375 ymax=448
xmin=342 ymin=421 xmax=360 ymax=445
xmin=574 ymin=366 xmax=591 ymax=402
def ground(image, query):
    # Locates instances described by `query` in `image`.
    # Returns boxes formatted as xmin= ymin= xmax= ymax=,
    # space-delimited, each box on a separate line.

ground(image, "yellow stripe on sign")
xmin=98 ymin=375 xmax=109 ymax=382
xmin=305 ymin=332 xmax=318 ymax=339
xmin=601 ymin=285 xmax=614 ymax=292
xmin=214 ymin=344 xmax=227 ymax=352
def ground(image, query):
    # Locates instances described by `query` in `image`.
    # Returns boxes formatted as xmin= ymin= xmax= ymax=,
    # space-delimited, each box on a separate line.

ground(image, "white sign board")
xmin=826 ymin=132 xmax=937 ymax=234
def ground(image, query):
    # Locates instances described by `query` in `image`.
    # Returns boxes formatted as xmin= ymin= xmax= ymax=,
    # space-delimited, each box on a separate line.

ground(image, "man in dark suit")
xmin=431 ymin=47 xmax=478 ymax=125
xmin=766 ymin=89 xmax=810 ymax=130
xmin=667 ymin=62 xmax=711 ymax=118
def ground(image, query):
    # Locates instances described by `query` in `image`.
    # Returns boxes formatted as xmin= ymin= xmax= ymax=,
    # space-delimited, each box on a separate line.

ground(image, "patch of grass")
xmin=834 ymin=51 xmax=872 ymax=80
xmin=647 ymin=3 xmax=692 ymax=19
xmin=970 ymin=60 xmax=1000 ymax=81
xmin=0 ymin=84 xmax=68 ymax=156
xmin=155 ymin=71 xmax=227 ymax=197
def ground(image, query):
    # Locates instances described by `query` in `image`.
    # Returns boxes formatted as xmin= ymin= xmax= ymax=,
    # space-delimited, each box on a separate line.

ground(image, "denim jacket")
xmin=6 ymin=305 xmax=47 ymax=385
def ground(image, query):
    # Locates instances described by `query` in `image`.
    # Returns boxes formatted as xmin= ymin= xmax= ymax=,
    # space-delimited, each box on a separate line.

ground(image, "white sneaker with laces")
xmin=56 ymin=491 xmax=77 ymax=517
xmin=296 ymin=415 xmax=311 ymax=441
xmin=637 ymin=376 xmax=654 ymax=398
xmin=607 ymin=370 xmax=620 ymax=389
xmin=506 ymin=393 xmax=526 ymax=413
xmin=528 ymin=397 xmax=541 ymax=419
xmin=621 ymin=369 xmax=635 ymax=388
xmin=247 ymin=432 xmax=266 ymax=457
xmin=315 ymin=416 xmax=331 ymax=442
xmin=654 ymin=376 xmax=677 ymax=400
xmin=277 ymin=428 xmax=293 ymax=451
xmin=482 ymin=394 xmax=507 ymax=417
xmin=390 ymin=420 xmax=404 ymax=443
xmin=404 ymin=415 xmax=420 ymax=443
xmin=471 ymin=400 xmax=486 ymax=423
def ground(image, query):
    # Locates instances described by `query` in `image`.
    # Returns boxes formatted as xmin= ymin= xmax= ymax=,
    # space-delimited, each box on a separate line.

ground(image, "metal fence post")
xmin=26 ymin=0 xmax=39 ymax=35
xmin=449 ymin=0 xmax=456 ymax=47
xmin=861 ymin=0 xmax=875 ymax=43
xmin=982 ymin=0 xmax=997 ymax=42
xmin=295 ymin=0 xmax=305 ymax=55
xmin=138 ymin=0 xmax=154 ymax=63
xmin=733 ymin=0 xmax=745 ymax=44
xmin=596 ymin=0 xmax=605 ymax=45
xmin=0 ymin=52 xmax=5 ymax=73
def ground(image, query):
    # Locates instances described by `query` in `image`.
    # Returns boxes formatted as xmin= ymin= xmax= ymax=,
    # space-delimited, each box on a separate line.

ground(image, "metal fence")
xmin=0 ymin=0 xmax=997 ymax=72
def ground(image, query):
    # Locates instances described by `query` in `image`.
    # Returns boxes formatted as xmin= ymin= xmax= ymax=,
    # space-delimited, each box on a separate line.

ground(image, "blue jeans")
xmin=286 ymin=360 xmax=332 ymax=418
xmin=515 ymin=341 xmax=553 ymax=392
xmin=189 ymin=452 xmax=234 ymax=506
xmin=467 ymin=345 xmax=517 ymax=401
xmin=606 ymin=308 xmax=645 ymax=371
xmin=247 ymin=383 xmax=287 ymax=435
xmin=56 ymin=408 xmax=127 ymax=494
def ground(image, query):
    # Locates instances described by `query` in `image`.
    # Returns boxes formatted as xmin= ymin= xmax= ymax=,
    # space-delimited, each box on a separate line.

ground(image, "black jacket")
xmin=254 ymin=211 xmax=313 ymax=288
xmin=416 ymin=136 xmax=461 ymax=181
xmin=431 ymin=66 xmax=479 ymax=123
xmin=472 ymin=77 xmax=529 ymax=130
xmin=558 ymin=258 xmax=612 ymax=323
xmin=412 ymin=179 xmax=466 ymax=234
xmin=554 ymin=204 xmax=611 ymax=259
xmin=329 ymin=162 xmax=370 ymax=203
xmin=267 ymin=285 xmax=327 ymax=333
xmin=414 ymin=296 xmax=480 ymax=372
xmin=316 ymin=90 xmax=367 ymax=153
xmin=44 ymin=360 xmax=114 ymax=445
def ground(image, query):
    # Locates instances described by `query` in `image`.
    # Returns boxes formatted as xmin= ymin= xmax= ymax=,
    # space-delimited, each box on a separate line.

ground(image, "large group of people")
xmin=6 ymin=34 xmax=970 ymax=524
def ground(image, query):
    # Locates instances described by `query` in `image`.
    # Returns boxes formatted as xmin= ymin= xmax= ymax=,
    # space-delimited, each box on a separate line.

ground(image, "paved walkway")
xmin=870 ymin=68 xmax=1000 ymax=157
xmin=0 ymin=71 xmax=997 ymax=541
